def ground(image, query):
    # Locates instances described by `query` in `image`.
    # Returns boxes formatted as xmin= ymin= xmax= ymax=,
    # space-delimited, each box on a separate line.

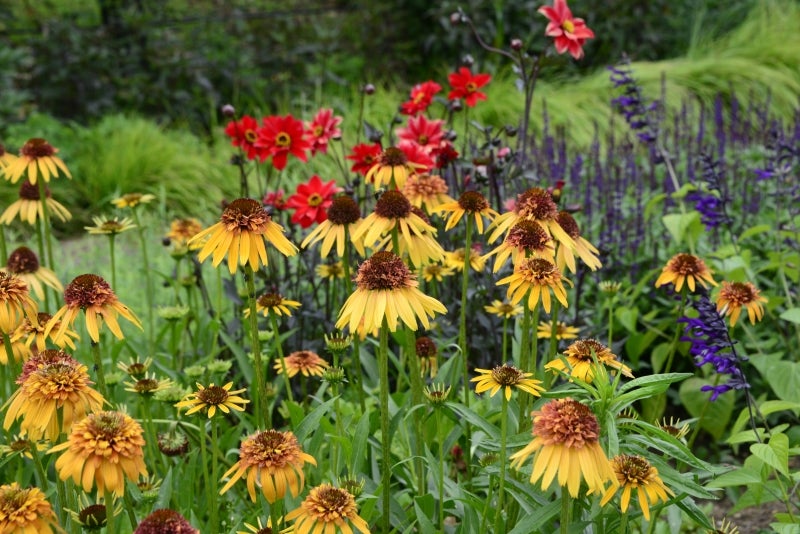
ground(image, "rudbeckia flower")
xmin=2 ymin=138 xmax=72 ymax=185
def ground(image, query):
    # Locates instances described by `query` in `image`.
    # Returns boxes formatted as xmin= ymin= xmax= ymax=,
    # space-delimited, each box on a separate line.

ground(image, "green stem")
xmin=29 ymin=442 xmax=49 ymax=494
xmin=34 ymin=218 xmax=50 ymax=311
xmin=548 ymin=301 xmax=560 ymax=362
xmin=270 ymin=312 xmax=294 ymax=403
xmin=209 ymin=418 xmax=220 ymax=534
xmin=270 ymin=500 xmax=283 ymax=534
xmin=560 ymin=490 xmax=571 ymax=534
xmin=531 ymin=306 xmax=540 ymax=375
xmin=199 ymin=421 xmax=214 ymax=527
xmin=91 ymin=341 xmax=108 ymax=398
xmin=122 ymin=492 xmax=137 ymax=528
xmin=342 ymin=233 xmax=366 ymax=410
xmin=245 ymin=266 xmax=267 ymax=426
xmin=104 ymin=489 xmax=115 ymax=534
xmin=501 ymin=317 xmax=508 ymax=362
xmin=0 ymin=225 xmax=6 ymax=264
xmin=459 ymin=218 xmax=474 ymax=481
xmin=518 ymin=303 xmax=532 ymax=432
xmin=331 ymin=352 xmax=344 ymax=475
xmin=405 ymin=328 xmax=425 ymax=496
xmin=619 ymin=511 xmax=628 ymax=534
xmin=436 ymin=408 xmax=446 ymax=534
xmin=108 ymin=234 xmax=117 ymax=292
xmin=37 ymin=180 xmax=56 ymax=278
xmin=607 ymin=295 xmax=615 ymax=348
xmin=379 ymin=322 xmax=392 ymax=533
xmin=131 ymin=209 xmax=155 ymax=353
xmin=494 ymin=395 xmax=509 ymax=533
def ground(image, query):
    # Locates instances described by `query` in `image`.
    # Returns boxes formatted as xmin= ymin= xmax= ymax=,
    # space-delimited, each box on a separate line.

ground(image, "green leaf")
xmin=706 ymin=467 xmax=763 ymax=487
xmin=350 ymin=410 xmax=372 ymax=474
xmin=445 ymin=403 xmax=499 ymax=441
xmin=739 ymin=224 xmax=771 ymax=241
xmin=780 ymin=308 xmax=800 ymax=324
xmin=413 ymin=495 xmax=437 ymax=533
xmin=294 ymin=398 xmax=335 ymax=443
xmin=764 ymin=361 xmax=800 ymax=403
xmin=615 ymin=306 xmax=638 ymax=333
xmin=507 ymin=500 xmax=560 ymax=534
xmin=678 ymin=378 xmax=734 ymax=440
xmin=750 ymin=434 xmax=789 ymax=476
xmin=662 ymin=212 xmax=701 ymax=245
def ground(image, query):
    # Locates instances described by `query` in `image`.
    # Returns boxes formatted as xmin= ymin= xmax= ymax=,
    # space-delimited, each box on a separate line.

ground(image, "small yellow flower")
xmin=0 ymin=181 xmax=71 ymax=226
xmin=600 ymin=454 xmax=674 ymax=521
xmin=365 ymin=146 xmax=425 ymax=189
xmin=284 ymin=483 xmax=370 ymax=534
xmin=111 ymin=192 xmax=155 ymax=209
xmin=85 ymin=215 xmax=136 ymax=235
xmin=421 ymin=262 xmax=455 ymax=283
xmin=471 ymin=364 xmax=545 ymax=400
xmin=0 ymin=482 xmax=62 ymax=533
xmin=655 ymin=253 xmax=717 ymax=293
xmin=175 ymin=382 xmax=249 ymax=418
xmin=317 ymin=261 xmax=345 ymax=280
xmin=484 ymin=299 xmax=523 ymax=319
xmin=434 ymin=191 xmax=498 ymax=235
xmin=536 ymin=320 xmax=580 ymax=340
xmin=244 ymin=292 xmax=301 ymax=318
xmin=276 ymin=351 xmax=329 ymax=378
xmin=497 ymin=257 xmax=572 ymax=313
xmin=715 ymin=280 xmax=767 ymax=327
xmin=545 ymin=338 xmax=633 ymax=383
xmin=1 ymin=246 xmax=62 ymax=301
xmin=2 ymin=138 xmax=72 ymax=184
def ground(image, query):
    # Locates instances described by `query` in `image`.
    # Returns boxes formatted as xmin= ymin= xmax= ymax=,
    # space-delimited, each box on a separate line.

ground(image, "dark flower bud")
xmin=510 ymin=38 xmax=523 ymax=51
xmin=449 ymin=12 xmax=462 ymax=25
xmin=450 ymin=100 xmax=463 ymax=113
xmin=504 ymin=125 xmax=518 ymax=137
xmin=221 ymin=104 xmax=235 ymax=117
xmin=362 ymin=83 xmax=375 ymax=95
xmin=462 ymin=54 xmax=474 ymax=67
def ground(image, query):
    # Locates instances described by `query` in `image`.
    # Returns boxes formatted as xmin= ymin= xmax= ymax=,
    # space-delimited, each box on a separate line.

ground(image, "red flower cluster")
xmin=286 ymin=175 xmax=342 ymax=228
xmin=400 ymin=81 xmax=442 ymax=116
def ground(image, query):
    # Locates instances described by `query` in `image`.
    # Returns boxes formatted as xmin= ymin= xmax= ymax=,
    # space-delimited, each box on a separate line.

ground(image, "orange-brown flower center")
xmin=257 ymin=293 xmax=284 ymax=308
xmin=78 ymin=504 xmax=107 ymax=528
xmin=6 ymin=247 xmax=40 ymax=274
xmin=374 ymin=190 xmax=412 ymax=219
xmin=533 ymin=398 xmax=600 ymax=449
xmin=556 ymin=211 xmax=581 ymax=239
xmin=88 ymin=411 xmax=126 ymax=439
xmin=566 ymin=338 xmax=609 ymax=361
xmin=220 ymin=198 xmax=270 ymax=233
xmin=458 ymin=191 xmax=489 ymax=213
xmin=506 ymin=220 xmax=551 ymax=251
xmin=135 ymin=509 xmax=195 ymax=533
xmin=667 ymin=253 xmax=704 ymax=275
xmin=125 ymin=362 xmax=148 ymax=378
xmin=355 ymin=251 xmax=413 ymax=291
xmin=307 ymin=193 xmax=324 ymax=207
xmin=516 ymin=188 xmax=558 ymax=220
xmin=327 ymin=195 xmax=361 ymax=225
xmin=244 ymin=130 xmax=257 ymax=143
xmin=18 ymin=181 xmax=47 ymax=201
xmin=20 ymin=138 xmax=56 ymax=159
xmin=380 ymin=147 xmax=407 ymax=166
xmin=415 ymin=336 xmax=437 ymax=358
xmin=18 ymin=349 xmax=73 ymax=384
xmin=465 ymin=82 xmax=477 ymax=93
xmin=131 ymin=378 xmax=160 ymax=394
xmin=307 ymin=485 xmax=355 ymax=518
xmin=518 ymin=257 xmax=560 ymax=284
xmin=64 ymin=274 xmax=116 ymax=309
xmin=275 ymin=132 xmax=292 ymax=148
xmin=405 ymin=174 xmax=448 ymax=197
xmin=613 ymin=454 xmax=653 ymax=484
xmin=491 ymin=364 xmax=525 ymax=386
xmin=197 ymin=385 xmax=229 ymax=405
xmin=719 ymin=281 xmax=758 ymax=305
xmin=242 ymin=429 xmax=300 ymax=468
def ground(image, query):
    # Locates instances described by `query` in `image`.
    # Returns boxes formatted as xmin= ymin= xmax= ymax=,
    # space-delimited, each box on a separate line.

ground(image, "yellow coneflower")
xmin=445 ymin=247 xmax=486 ymax=272
xmin=85 ymin=215 xmax=136 ymax=235
xmin=66 ymin=494 xmax=120 ymax=531
xmin=555 ymin=211 xmax=602 ymax=272
xmin=0 ymin=143 xmax=17 ymax=169
xmin=46 ymin=274 xmax=142 ymax=343
xmin=50 ymin=410 xmax=147 ymax=496
xmin=421 ymin=262 xmax=455 ymax=283
xmin=244 ymin=292 xmax=301 ymax=318
xmin=536 ymin=320 xmax=580 ymax=340
xmin=2 ymin=246 xmax=63 ymax=300
xmin=175 ymin=382 xmax=249 ymax=418
xmin=471 ymin=364 xmax=545 ymax=400
xmin=11 ymin=312 xmax=79 ymax=353
xmin=111 ymin=193 xmax=156 ymax=209
xmin=275 ymin=350 xmax=330 ymax=378
xmin=708 ymin=518 xmax=740 ymax=534
xmin=301 ymin=195 xmax=365 ymax=258
xmin=316 ymin=261 xmax=345 ymax=280
xmin=510 ymin=398 xmax=616 ymax=497
xmin=336 ymin=251 xmax=447 ymax=333
xmin=123 ymin=373 xmax=174 ymax=396
xmin=715 ymin=281 xmax=768 ymax=327
xmin=434 ymin=190 xmax=498 ymax=234
xmin=134 ymin=509 xmax=199 ymax=534
xmin=0 ymin=482 xmax=62 ymax=534
xmin=351 ymin=190 xmax=436 ymax=253
xmin=0 ymin=435 xmax=48 ymax=460
xmin=219 ymin=429 xmax=317 ymax=503
xmin=403 ymin=173 xmax=454 ymax=213
xmin=365 ymin=146 xmax=425 ymax=189
xmin=3 ymin=349 xmax=105 ymax=441
xmin=189 ymin=198 xmax=297 ymax=275
xmin=165 ymin=217 xmax=203 ymax=249
xmin=600 ymin=454 xmax=673 ymax=521
xmin=0 ymin=271 xmax=39 ymax=334
xmin=488 ymin=188 xmax=576 ymax=251
xmin=415 ymin=336 xmax=438 ymax=377
xmin=116 ymin=356 xmax=153 ymax=378
xmin=655 ymin=253 xmax=717 ymax=293
xmin=657 ymin=417 xmax=690 ymax=441
xmin=482 ymin=219 xmax=555 ymax=273
xmin=484 ymin=299 xmax=523 ymax=319
xmin=376 ymin=207 xmax=445 ymax=267
xmin=0 ymin=181 xmax=72 ymax=225
xmin=2 ymin=138 xmax=72 ymax=184
xmin=284 ymin=483 xmax=370 ymax=534
xmin=545 ymin=338 xmax=633 ymax=383
xmin=497 ymin=257 xmax=572 ymax=313
xmin=1 ymin=329 xmax=30 ymax=364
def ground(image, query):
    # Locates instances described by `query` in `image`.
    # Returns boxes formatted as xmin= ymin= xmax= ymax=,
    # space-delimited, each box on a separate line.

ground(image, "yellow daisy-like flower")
xmin=0 ymin=181 xmax=72 ymax=226
xmin=708 ymin=518 xmax=740 ymax=534
xmin=11 ymin=312 xmax=79 ymax=354
xmin=190 ymin=198 xmax=297 ymax=275
xmin=555 ymin=211 xmax=602 ymax=272
xmin=301 ymin=195 xmax=365 ymax=258
xmin=219 ymin=429 xmax=317 ymax=503
xmin=656 ymin=417 xmax=690 ymax=441
xmin=165 ymin=217 xmax=203 ymax=248
xmin=275 ymin=350 xmax=330 ymax=378
xmin=336 ymin=251 xmax=447 ymax=333
xmin=471 ymin=364 xmax=545 ymax=401
xmin=510 ymin=398 xmax=616 ymax=497
xmin=600 ymin=454 xmax=674 ymax=521
xmin=3 ymin=349 xmax=105 ymax=442
xmin=0 ymin=435 xmax=48 ymax=460
xmin=365 ymin=146 xmax=425 ymax=189
xmin=545 ymin=338 xmax=633 ymax=383
xmin=482 ymin=219 xmax=555 ymax=273
xmin=445 ymin=247 xmax=486 ymax=272
xmin=488 ymin=187 xmax=576 ymax=251
xmin=175 ymin=382 xmax=249 ymax=418
xmin=375 ymin=207 xmax=445 ymax=267
xmin=123 ymin=373 xmax=174 ymax=396
xmin=0 ymin=143 xmax=17 ymax=169
xmin=715 ymin=281 xmax=767 ymax=327
xmin=284 ymin=483 xmax=370 ymax=534
xmin=536 ymin=320 xmax=580 ymax=340
xmin=50 ymin=410 xmax=147 ymax=496
xmin=484 ymin=299 xmax=523 ymax=319
xmin=0 ymin=271 xmax=39 ymax=334
xmin=46 ymin=274 xmax=142 ymax=343
xmin=2 ymin=327 xmax=31 ymax=364
xmin=421 ymin=262 xmax=455 ymax=282
xmin=655 ymin=253 xmax=717 ymax=293
xmin=111 ymin=192 xmax=155 ymax=209
xmin=0 ymin=482 xmax=62 ymax=534
xmin=2 ymin=138 xmax=72 ymax=184
xmin=244 ymin=292 xmax=301 ymax=318
xmin=85 ymin=215 xmax=136 ymax=235
xmin=434 ymin=190 xmax=498 ymax=235
xmin=351 ymin=190 xmax=436 ymax=253
xmin=316 ymin=261 xmax=345 ymax=280
xmin=497 ymin=257 xmax=572 ymax=313
xmin=2 ymin=246 xmax=63 ymax=300
xmin=403 ymin=173 xmax=454 ymax=213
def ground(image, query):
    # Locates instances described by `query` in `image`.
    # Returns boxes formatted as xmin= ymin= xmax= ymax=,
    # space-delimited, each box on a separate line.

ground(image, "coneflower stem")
xmin=379 ymin=321 xmax=392 ymax=533
xmin=436 ymin=407 xmax=446 ymax=533
xmin=90 ymin=341 xmax=107 ymax=398
xmin=107 ymin=234 xmax=117 ymax=292
xmin=245 ymin=266 xmax=267 ymax=426
xmin=131 ymin=209 xmax=155 ymax=353
xmin=104 ymin=489 xmax=115 ymax=534
xmin=548 ymin=301 xmax=560 ymax=362
xmin=518 ymin=303 xmax=532 ymax=432
xmin=209 ymin=418 xmax=220 ymax=534
xmin=501 ymin=317 xmax=509 ymax=362
xmin=342 ymin=232 xmax=365 ymax=410
xmin=560 ymin=490 xmax=572 ymax=534
xmin=270 ymin=312 xmax=294 ymax=403
xmin=199 ymin=422 xmax=214 ymax=525
xmin=0 ymin=226 xmax=6 ymax=264
xmin=494 ymin=395 xmax=509 ymax=533
xmin=459 ymin=217 xmax=474 ymax=479
xmin=34 ymin=219 xmax=50 ymax=311
xmin=36 ymin=180 xmax=56 ymax=281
